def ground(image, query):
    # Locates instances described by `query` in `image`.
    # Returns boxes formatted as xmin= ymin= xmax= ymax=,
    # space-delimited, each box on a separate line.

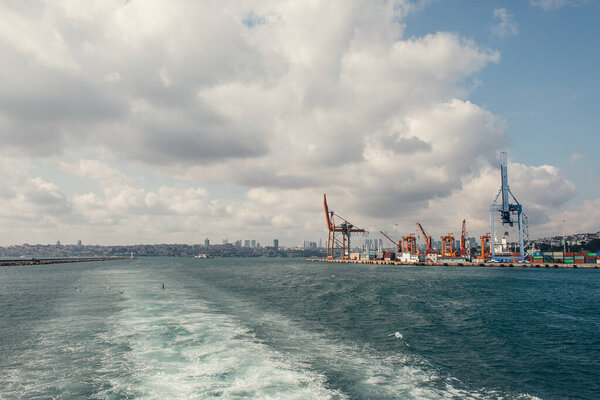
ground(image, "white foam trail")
xmin=94 ymin=286 xmax=346 ymax=399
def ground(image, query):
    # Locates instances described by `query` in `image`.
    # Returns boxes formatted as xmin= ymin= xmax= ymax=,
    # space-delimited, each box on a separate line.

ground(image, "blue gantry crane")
xmin=490 ymin=152 xmax=528 ymax=261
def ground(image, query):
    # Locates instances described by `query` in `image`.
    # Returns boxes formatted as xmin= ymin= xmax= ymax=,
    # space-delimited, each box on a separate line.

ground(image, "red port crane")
xmin=323 ymin=194 xmax=366 ymax=260
xmin=441 ymin=233 xmax=457 ymax=257
xmin=402 ymin=234 xmax=418 ymax=254
xmin=459 ymin=219 xmax=468 ymax=256
xmin=416 ymin=222 xmax=434 ymax=254
xmin=478 ymin=233 xmax=491 ymax=260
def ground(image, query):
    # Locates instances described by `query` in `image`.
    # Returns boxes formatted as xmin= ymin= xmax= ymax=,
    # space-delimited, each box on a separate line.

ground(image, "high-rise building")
xmin=273 ymin=239 xmax=279 ymax=250
xmin=235 ymin=240 xmax=242 ymax=247
xmin=251 ymin=240 xmax=256 ymax=247
xmin=244 ymin=240 xmax=251 ymax=247
xmin=204 ymin=238 xmax=210 ymax=246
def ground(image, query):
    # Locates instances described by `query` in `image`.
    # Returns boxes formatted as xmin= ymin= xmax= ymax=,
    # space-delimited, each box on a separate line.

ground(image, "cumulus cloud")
xmin=0 ymin=1 xmax=591 ymax=244
xmin=491 ymin=8 xmax=518 ymax=38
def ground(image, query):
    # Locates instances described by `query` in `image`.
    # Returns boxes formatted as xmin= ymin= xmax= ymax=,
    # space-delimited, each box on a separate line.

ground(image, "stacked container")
xmin=564 ymin=252 xmax=574 ymax=264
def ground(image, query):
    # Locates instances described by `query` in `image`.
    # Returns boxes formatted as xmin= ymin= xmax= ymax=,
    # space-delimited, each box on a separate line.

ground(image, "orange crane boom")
xmin=416 ymin=222 xmax=433 ymax=254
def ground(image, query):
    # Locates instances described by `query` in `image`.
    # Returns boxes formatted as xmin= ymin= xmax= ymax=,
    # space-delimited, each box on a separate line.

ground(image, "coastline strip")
xmin=0 ymin=257 xmax=132 ymax=266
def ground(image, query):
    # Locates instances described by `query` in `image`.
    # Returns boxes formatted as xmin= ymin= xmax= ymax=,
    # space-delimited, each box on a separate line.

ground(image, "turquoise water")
xmin=1 ymin=258 xmax=598 ymax=399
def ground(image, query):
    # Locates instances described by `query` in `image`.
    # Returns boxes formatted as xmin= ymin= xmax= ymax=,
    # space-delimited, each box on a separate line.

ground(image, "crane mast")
xmin=460 ymin=219 xmax=468 ymax=256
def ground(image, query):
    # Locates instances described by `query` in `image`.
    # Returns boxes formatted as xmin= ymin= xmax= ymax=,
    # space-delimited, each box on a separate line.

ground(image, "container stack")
xmin=528 ymin=251 xmax=600 ymax=264
xmin=564 ymin=252 xmax=574 ymax=264
xmin=585 ymin=253 xmax=597 ymax=264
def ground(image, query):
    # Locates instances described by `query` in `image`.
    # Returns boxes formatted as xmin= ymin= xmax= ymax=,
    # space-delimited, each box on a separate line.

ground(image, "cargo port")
xmin=313 ymin=152 xmax=600 ymax=269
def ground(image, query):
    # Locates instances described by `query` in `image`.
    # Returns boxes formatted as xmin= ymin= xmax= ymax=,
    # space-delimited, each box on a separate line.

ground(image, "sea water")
xmin=1 ymin=258 xmax=598 ymax=399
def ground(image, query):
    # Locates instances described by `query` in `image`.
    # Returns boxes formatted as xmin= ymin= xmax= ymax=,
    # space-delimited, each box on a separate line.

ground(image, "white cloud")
xmin=0 ymin=1 xmax=594 ymax=245
xmin=491 ymin=8 xmax=518 ymax=38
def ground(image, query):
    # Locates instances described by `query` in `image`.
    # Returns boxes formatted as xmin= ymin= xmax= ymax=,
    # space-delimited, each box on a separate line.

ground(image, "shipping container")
xmin=553 ymin=252 xmax=563 ymax=257
xmin=575 ymin=259 xmax=585 ymax=264
xmin=564 ymin=259 xmax=574 ymax=264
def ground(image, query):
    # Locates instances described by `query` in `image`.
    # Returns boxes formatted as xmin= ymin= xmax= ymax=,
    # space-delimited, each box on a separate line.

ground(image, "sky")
xmin=0 ymin=0 xmax=598 ymax=246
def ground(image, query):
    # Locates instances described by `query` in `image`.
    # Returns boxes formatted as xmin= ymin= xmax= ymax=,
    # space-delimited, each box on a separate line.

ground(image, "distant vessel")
xmin=195 ymin=254 xmax=211 ymax=259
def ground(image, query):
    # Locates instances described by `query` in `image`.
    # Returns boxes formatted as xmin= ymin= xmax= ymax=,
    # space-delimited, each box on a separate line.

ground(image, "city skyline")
xmin=1 ymin=1 xmax=599 ymax=245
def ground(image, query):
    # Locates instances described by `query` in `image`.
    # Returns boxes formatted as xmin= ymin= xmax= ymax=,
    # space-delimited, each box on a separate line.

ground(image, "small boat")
xmin=194 ymin=254 xmax=211 ymax=259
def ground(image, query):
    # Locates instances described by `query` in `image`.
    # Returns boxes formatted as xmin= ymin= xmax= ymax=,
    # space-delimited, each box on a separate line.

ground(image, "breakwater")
xmin=0 ymin=257 xmax=132 ymax=266
xmin=306 ymin=258 xmax=599 ymax=269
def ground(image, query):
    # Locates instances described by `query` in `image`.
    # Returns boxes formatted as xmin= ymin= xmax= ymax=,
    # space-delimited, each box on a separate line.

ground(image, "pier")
xmin=0 ymin=257 xmax=132 ymax=267
xmin=306 ymin=258 xmax=599 ymax=269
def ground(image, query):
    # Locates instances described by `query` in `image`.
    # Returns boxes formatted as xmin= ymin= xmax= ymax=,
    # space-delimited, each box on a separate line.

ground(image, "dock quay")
xmin=0 ymin=257 xmax=132 ymax=267
xmin=306 ymin=258 xmax=599 ymax=269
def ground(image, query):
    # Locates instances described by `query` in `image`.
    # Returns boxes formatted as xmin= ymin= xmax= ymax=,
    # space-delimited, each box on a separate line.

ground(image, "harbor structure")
xmin=490 ymin=152 xmax=528 ymax=261
xmin=323 ymin=194 xmax=366 ymax=260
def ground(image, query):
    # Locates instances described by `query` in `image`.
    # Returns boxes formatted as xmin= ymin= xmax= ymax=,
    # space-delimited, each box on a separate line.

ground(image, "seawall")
xmin=306 ymin=258 xmax=599 ymax=269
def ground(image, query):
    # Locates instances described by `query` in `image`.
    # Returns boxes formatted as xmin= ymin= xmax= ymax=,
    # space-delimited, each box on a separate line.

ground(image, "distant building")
xmin=77 ymin=240 xmax=82 ymax=246
xmin=235 ymin=240 xmax=242 ymax=247
xmin=251 ymin=240 xmax=256 ymax=247
xmin=244 ymin=240 xmax=251 ymax=247
xmin=204 ymin=238 xmax=210 ymax=246
xmin=273 ymin=239 xmax=279 ymax=250
xmin=56 ymin=240 xmax=61 ymax=247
